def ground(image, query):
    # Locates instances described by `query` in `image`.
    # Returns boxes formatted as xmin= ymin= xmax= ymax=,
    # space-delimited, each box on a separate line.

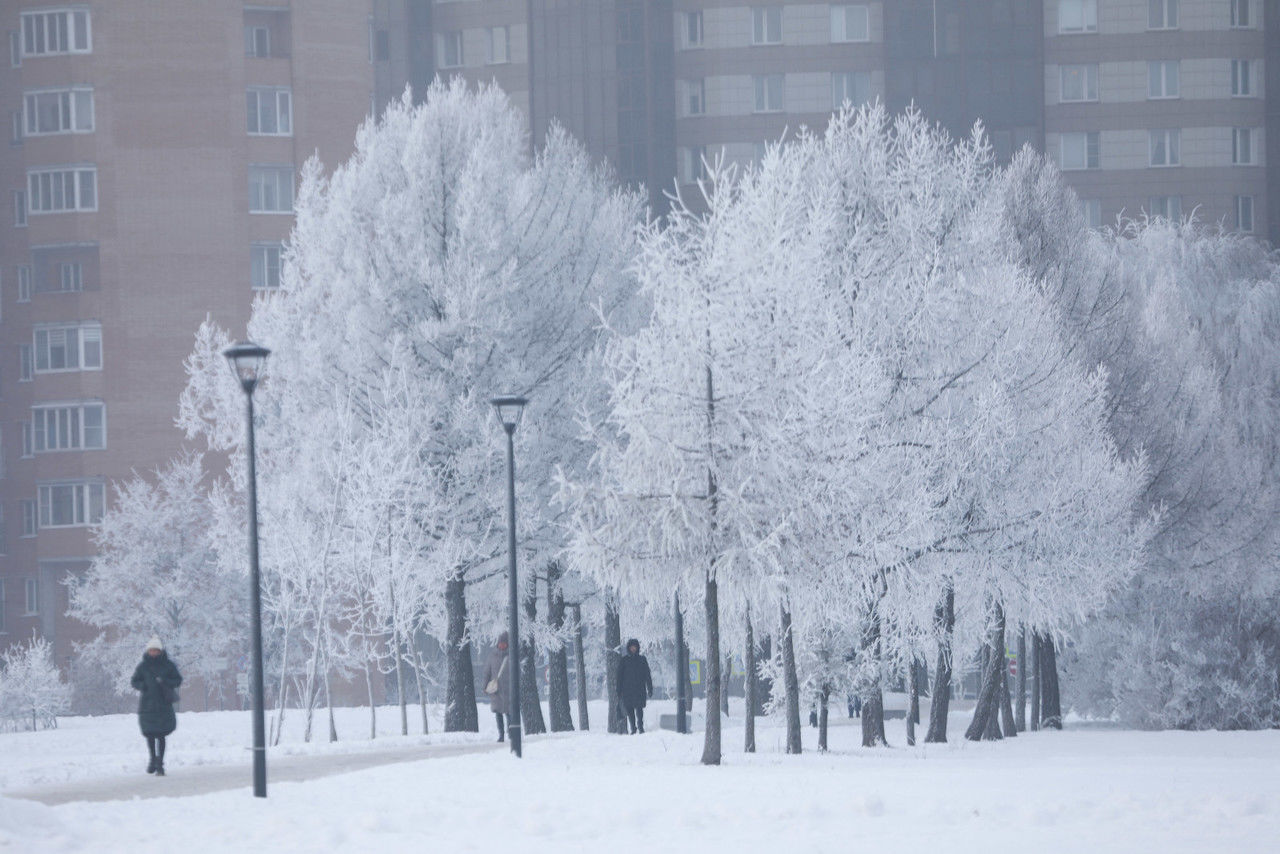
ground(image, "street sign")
xmin=689 ymin=659 xmax=702 ymax=685
xmin=1009 ymin=660 xmax=1018 ymax=677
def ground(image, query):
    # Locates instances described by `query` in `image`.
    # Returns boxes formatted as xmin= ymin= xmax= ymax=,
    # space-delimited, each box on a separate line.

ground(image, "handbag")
xmin=485 ymin=655 xmax=508 ymax=694
xmin=163 ymin=683 xmax=180 ymax=704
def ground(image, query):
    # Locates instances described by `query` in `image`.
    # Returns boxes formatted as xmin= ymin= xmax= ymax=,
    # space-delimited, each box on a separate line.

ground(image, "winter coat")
xmin=483 ymin=647 xmax=511 ymax=715
xmin=131 ymin=652 xmax=182 ymax=737
xmin=617 ymin=650 xmax=653 ymax=710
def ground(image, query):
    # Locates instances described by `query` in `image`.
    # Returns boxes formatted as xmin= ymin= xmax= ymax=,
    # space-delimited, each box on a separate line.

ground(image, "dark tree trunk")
xmin=1015 ymin=627 xmax=1027 ymax=732
xmin=1000 ymin=648 xmax=1017 ymax=738
xmin=444 ymin=573 xmax=478 ymax=732
xmin=545 ymin=564 xmax=574 ymax=732
xmin=780 ymin=603 xmax=802 ymax=754
xmin=744 ymin=610 xmax=756 ymax=753
xmin=680 ymin=618 xmax=693 ymax=714
xmin=722 ymin=654 xmax=731 ymax=716
xmin=925 ymin=584 xmax=955 ymax=743
xmin=860 ymin=607 xmax=886 ymax=748
xmin=1040 ymin=633 xmax=1062 ymax=729
xmin=571 ymin=603 xmax=589 ymax=731
xmin=700 ymin=578 xmax=722 ymax=766
xmin=818 ymin=683 xmax=830 ymax=751
xmin=520 ymin=574 xmax=547 ymax=735
xmin=965 ymin=602 xmax=1006 ymax=742
xmin=754 ymin=635 xmax=773 ymax=717
xmin=1030 ymin=631 xmax=1041 ymax=731
xmin=605 ymin=596 xmax=624 ymax=734
xmin=906 ymin=659 xmax=919 ymax=746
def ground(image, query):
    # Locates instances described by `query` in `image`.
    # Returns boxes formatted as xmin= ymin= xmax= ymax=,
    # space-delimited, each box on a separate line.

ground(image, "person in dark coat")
xmin=130 ymin=635 xmax=182 ymax=776
xmin=616 ymin=638 xmax=653 ymax=734
xmin=483 ymin=631 xmax=512 ymax=742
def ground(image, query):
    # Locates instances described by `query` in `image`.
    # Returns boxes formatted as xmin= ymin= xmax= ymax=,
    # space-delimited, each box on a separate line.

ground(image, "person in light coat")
xmin=483 ymin=631 xmax=512 ymax=742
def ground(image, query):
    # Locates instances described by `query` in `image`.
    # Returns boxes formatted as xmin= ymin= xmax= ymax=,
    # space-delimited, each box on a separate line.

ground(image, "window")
xmin=832 ymin=71 xmax=872 ymax=109
xmin=17 ymin=265 xmax=31 ymax=301
xmin=1149 ymin=0 xmax=1178 ymax=29
xmin=1060 ymin=64 xmax=1098 ymax=102
xmin=37 ymin=481 xmax=105 ymax=527
xmin=0 ymin=507 xmax=5 ymax=557
xmin=13 ymin=191 xmax=26 ymax=227
xmin=1149 ymin=129 xmax=1180 ymax=166
xmin=9 ymin=30 xmax=20 ymax=67
xmin=24 ymin=578 xmax=37 ymax=615
xmin=752 ymin=7 xmax=782 ymax=45
xmin=21 ymin=9 xmax=92 ymax=57
xmin=1232 ymin=128 xmax=1254 ymax=165
xmin=831 ymin=5 xmax=869 ymax=42
xmin=753 ymin=74 xmax=784 ymax=112
xmin=1148 ymin=61 xmax=1179 ymax=99
xmin=59 ymin=262 xmax=82 ymax=292
xmin=437 ymin=31 xmax=462 ymax=68
xmin=1236 ymin=196 xmax=1253 ymax=232
xmin=245 ymin=25 xmax=270 ymax=58
xmin=487 ymin=27 xmax=509 ymax=64
xmin=1148 ymin=195 xmax=1182 ymax=220
xmin=1060 ymin=132 xmax=1100 ymax=169
xmin=1231 ymin=60 xmax=1251 ymax=96
xmin=1059 ymin=0 xmax=1097 ymax=33
xmin=11 ymin=110 xmax=21 ymax=145
xmin=23 ymin=88 xmax=94 ymax=135
xmin=19 ymin=344 xmax=33 ymax=381
xmin=679 ymin=146 xmax=707 ymax=183
xmin=374 ymin=29 xmax=390 ymax=62
xmin=251 ymin=243 xmax=284 ymax=290
xmin=246 ymin=88 xmax=292 ymax=135
xmin=249 ymin=166 xmax=294 ymax=213
xmin=1231 ymin=0 xmax=1250 ymax=27
xmin=33 ymin=402 xmax=106 ymax=452
xmin=21 ymin=500 xmax=36 ymax=536
xmin=22 ymin=423 xmax=34 ymax=458
xmin=34 ymin=324 xmax=101 ymax=372
xmin=683 ymin=11 xmax=703 ymax=47
xmin=27 ymin=166 xmax=97 ymax=214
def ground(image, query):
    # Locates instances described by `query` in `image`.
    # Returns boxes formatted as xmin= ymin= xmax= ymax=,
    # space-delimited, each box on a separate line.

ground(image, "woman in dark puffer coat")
xmin=131 ymin=635 xmax=183 ymax=776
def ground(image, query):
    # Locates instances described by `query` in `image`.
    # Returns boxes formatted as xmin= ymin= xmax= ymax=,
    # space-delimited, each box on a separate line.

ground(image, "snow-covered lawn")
xmin=3 ymin=702 xmax=1278 ymax=853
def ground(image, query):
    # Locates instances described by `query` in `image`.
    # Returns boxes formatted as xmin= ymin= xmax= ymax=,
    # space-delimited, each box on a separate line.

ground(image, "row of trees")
xmin=63 ymin=83 xmax=1280 ymax=757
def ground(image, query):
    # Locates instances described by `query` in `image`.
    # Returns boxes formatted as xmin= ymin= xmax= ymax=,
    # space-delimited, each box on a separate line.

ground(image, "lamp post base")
xmin=508 ymin=723 xmax=522 ymax=757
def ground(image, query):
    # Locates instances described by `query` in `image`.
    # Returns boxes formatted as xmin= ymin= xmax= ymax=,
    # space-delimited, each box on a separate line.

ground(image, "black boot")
xmin=154 ymin=762 xmax=165 ymax=777
xmin=146 ymin=756 xmax=156 ymax=774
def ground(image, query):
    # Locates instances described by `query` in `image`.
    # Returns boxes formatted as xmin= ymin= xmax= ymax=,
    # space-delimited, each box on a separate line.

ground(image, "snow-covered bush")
xmin=0 ymin=634 xmax=72 ymax=733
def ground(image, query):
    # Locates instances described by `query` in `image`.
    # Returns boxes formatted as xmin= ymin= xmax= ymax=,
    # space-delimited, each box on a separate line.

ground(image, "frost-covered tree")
xmin=0 ymin=634 xmax=72 ymax=732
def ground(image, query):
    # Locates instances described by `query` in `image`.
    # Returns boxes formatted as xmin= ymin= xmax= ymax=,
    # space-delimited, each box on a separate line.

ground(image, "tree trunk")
xmin=1000 ymin=649 xmax=1018 ymax=738
xmin=409 ymin=633 xmax=429 ymax=735
xmin=362 ymin=661 xmax=376 ymax=741
xmin=818 ymin=683 xmax=830 ymax=751
xmin=444 ymin=573 xmax=478 ymax=732
xmin=722 ymin=654 xmax=732 ymax=716
xmin=1015 ymin=626 xmax=1027 ymax=732
xmin=394 ymin=632 xmax=408 ymax=737
xmin=780 ymin=603 xmax=802 ymax=754
xmin=520 ymin=573 xmax=547 ymax=735
xmin=860 ymin=607 xmax=886 ymax=748
xmin=546 ymin=564 xmax=574 ymax=732
xmin=605 ymin=595 xmax=623 ymax=734
xmin=1040 ymin=632 xmax=1062 ymax=729
xmin=744 ymin=609 xmax=756 ymax=753
xmin=1030 ymin=631 xmax=1041 ymax=731
xmin=965 ymin=602 xmax=1006 ymax=742
xmin=322 ymin=642 xmax=338 ymax=743
xmin=925 ymin=584 xmax=955 ymax=743
xmin=571 ymin=603 xmax=589 ymax=731
xmin=700 ymin=577 xmax=722 ymax=766
xmin=755 ymin=635 xmax=772 ymax=717
xmin=906 ymin=659 xmax=919 ymax=746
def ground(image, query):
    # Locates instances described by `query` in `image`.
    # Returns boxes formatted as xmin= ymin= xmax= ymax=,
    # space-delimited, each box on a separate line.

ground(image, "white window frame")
xmin=1149 ymin=129 xmax=1181 ymax=167
xmin=679 ymin=145 xmax=707 ymax=184
xmin=245 ymin=24 xmax=270 ymax=58
xmin=21 ymin=499 xmax=36 ymax=536
xmin=23 ymin=87 xmax=94 ymax=136
xmin=753 ymin=74 xmax=785 ymax=113
xmin=22 ymin=422 xmax=34 ymax=458
xmin=32 ymin=401 xmax=106 ymax=452
xmin=1060 ymin=64 xmax=1098 ymax=102
xmin=752 ymin=7 xmax=782 ymax=45
xmin=1148 ymin=195 xmax=1182 ymax=220
xmin=24 ymin=578 xmax=38 ymax=615
xmin=1081 ymin=199 xmax=1102 ymax=228
xmin=37 ymin=481 xmax=105 ymax=528
xmin=246 ymin=87 xmax=292 ymax=136
xmin=34 ymin=323 xmax=101 ymax=373
xmin=1148 ymin=61 xmax=1179 ymax=99
xmin=1231 ymin=60 xmax=1252 ymax=97
xmin=437 ymin=31 xmax=463 ymax=68
xmin=13 ymin=190 xmax=26 ymax=227
xmin=19 ymin=344 xmax=33 ymax=381
xmin=1231 ymin=128 xmax=1255 ymax=165
xmin=27 ymin=165 xmax=97 ymax=214
xmin=1235 ymin=195 xmax=1254 ymax=232
xmin=17 ymin=265 xmax=31 ymax=301
xmin=1230 ymin=0 xmax=1251 ymax=28
xmin=21 ymin=8 xmax=92 ymax=58
xmin=59 ymin=262 xmax=82 ymax=292
xmin=1148 ymin=0 xmax=1178 ymax=30
xmin=682 ymin=11 xmax=703 ymax=48
xmin=251 ymin=243 xmax=285 ymax=290
xmin=1060 ymin=132 xmax=1100 ymax=170
xmin=1058 ymin=0 xmax=1097 ymax=34
xmin=248 ymin=165 xmax=294 ymax=214
xmin=9 ymin=30 xmax=20 ymax=67
xmin=832 ymin=71 xmax=871 ymax=109
xmin=681 ymin=79 xmax=706 ymax=116
xmin=11 ymin=110 xmax=22 ymax=145
xmin=830 ymin=5 xmax=869 ymax=43
xmin=486 ymin=26 xmax=509 ymax=64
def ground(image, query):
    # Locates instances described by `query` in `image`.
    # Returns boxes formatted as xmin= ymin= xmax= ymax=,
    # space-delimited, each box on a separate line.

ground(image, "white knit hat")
xmin=145 ymin=636 xmax=164 ymax=652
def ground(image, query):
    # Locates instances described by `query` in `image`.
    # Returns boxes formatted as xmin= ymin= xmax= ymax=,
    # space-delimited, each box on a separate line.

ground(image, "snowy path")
xmin=7 ymin=739 xmax=504 ymax=805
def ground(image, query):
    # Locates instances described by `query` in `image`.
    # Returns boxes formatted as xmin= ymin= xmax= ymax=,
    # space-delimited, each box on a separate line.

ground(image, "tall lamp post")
xmin=491 ymin=394 xmax=528 ymax=757
xmin=224 ymin=341 xmax=271 ymax=798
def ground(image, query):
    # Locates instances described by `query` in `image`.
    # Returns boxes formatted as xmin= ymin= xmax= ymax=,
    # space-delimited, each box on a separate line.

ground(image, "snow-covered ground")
xmin=3 ymin=701 xmax=1278 ymax=853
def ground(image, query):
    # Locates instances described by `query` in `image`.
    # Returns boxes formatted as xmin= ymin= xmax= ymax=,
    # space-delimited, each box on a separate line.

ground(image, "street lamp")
xmin=490 ymin=393 xmax=527 ymax=757
xmin=224 ymin=341 xmax=270 ymax=798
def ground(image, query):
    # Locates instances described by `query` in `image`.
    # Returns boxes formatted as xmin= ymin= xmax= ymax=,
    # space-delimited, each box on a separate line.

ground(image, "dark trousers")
xmin=146 ymin=735 xmax=166 ymax=761
xmin=495 ymin=712 xmax=505 ymax=741
xmin=624 ymin=706 xmax=645 ymax=733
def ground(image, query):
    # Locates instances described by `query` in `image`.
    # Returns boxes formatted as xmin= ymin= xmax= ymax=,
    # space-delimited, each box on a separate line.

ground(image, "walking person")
xmin=130 ymin=636 xmax=182 ymax=776
xmin=483 ymin=631 xmax=512 ymax=742
xmin=616 ymin=638 xmax=653 ymax=734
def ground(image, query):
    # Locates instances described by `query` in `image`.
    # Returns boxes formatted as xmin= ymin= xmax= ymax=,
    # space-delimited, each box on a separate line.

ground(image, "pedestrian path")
xmin=8 ymin=740 xmax=504 ymax=806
